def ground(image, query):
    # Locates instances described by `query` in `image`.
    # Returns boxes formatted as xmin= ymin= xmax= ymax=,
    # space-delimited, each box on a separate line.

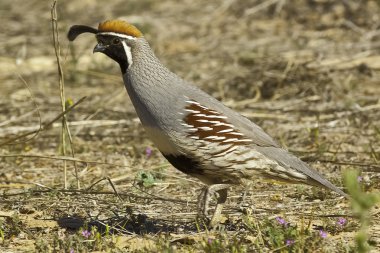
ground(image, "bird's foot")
xmin=196 ymin=184 xmax=230 ymax=228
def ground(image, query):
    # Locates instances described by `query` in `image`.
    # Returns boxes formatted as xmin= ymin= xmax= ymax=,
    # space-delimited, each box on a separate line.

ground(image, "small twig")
xmin=90 ymin=219 xmax=137 ymax=236
xmin=83 ymin=177 xmax=123 ymax=201
xmin=0 ymin=153 xmax=201 ymax=185
xmin=313 ymin=159 xmax=380 ymax=172
xmin=0 ymin=96 xmax=87 ymax=147
xmin=0 ymin=119 xmax=129 ymax=137
xmin=1 ymin=189 xmax=196 ymax=205
xmin=130 ymin=183 xmax=193 ymax=205
xmin=51 ymin=0 xmax=66 ymax=188
xmin=85 ymin=177 xmax=108 ymax=191
xmin=0 ymin=75 xmax=43 ymax=145
xmin=245 ymin=0 xmax=280 ymax=16
xmin=0 ymin=108 xmax=38 ymax=128
xmin=32 ymin=182 xmax=53 ymax=190
xmin=0 ymin=153 xmax=130 ymax=167
xmin=51 ymin=0 xmax=79 ymax=190
xmin=43 ymin=96 xmax=88 ymax=131
xmin=106 ymin=177 xmax=123 ymax=201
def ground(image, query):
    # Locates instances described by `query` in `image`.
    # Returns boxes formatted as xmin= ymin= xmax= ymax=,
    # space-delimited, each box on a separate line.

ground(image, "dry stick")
xmin=0 ymin=153 xmax=157 ymax=169
xmin=51 ymin=0 xmax=66 ymax=189
xmin=317 ymin=159 xmax=380 ymax=172
xmin=0 ymin=119 xmax=129 ymax=137
xmin=64 ymin=120 xmax=80 ymax=189
xmin=83 ymin=177 xmax=123 ymax=201
xmin=85 ymin=177 xmax=109 ymax=191
xmin=0 ymin=153 xmax=196 ymax=185
xmin=0 ymin=152 xmax=202 ymax=185
xmin=0 ymin=153 xmax=120 ymax=167
xmin=0 ymin=75 xmax=43 ymax=144
xmin=0 ymin=96 xmax=87 ymax=147
xmin=1 ymin=189 xmax=195 ymax=205
xmin=106 ymin=177 xmax=123 ymax=201
xmin=245 ymin=0 xmax=281 ymax=16
xmin=0 ymin=109 xmax=38 ymax=128
xmin=51 ymin=1 xmax=79 ymax=189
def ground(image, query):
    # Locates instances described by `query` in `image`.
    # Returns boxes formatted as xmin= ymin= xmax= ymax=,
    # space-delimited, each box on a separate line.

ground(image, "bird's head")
xmin=68 ymin=20 xmax=143 ymax=71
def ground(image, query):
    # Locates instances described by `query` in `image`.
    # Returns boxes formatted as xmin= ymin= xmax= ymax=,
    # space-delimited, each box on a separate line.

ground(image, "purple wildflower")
xmin=285 ymin=239 xmax=295 ymax=246
xmin=82 ymin=230 xmax=91 ymax=238
xmin=70 ymin=250 xmax=74 ymax=253
xmin=275 ymin=216 xmax=288 ymax=226
xmin=357 ymin=176 xmax=363 ymax=183
xmin=145 ymin=147 xmax=152 ymax=158
xmin=319 ymin=230 xmax=327 ymax=238
xmin=208 ymin=238 xmax=213 ymax=244
xmin=337 ymin=217 xmax=347 ymax=227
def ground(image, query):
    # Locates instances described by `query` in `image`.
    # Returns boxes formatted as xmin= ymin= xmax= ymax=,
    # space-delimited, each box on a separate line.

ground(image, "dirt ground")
xmin=1 ymin=0 xmax=380 ymax=252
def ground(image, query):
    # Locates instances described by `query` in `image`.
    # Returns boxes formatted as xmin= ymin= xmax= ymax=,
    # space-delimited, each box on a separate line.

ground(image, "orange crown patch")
xmin=98 ymin=20 xmax=142 ymax=37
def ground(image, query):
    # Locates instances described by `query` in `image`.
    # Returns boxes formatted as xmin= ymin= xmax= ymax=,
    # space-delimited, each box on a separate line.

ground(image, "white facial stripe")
xmin=97 ymin=32 xmax=137 ymax=40
xmin=121 ymin=40 xmax=133 ymax=67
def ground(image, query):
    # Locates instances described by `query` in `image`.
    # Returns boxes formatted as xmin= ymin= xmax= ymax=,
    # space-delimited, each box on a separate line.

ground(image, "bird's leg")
xmin=209 ymin=187 xmax=228 ymax=227
xmin=197 ymin=184 xmax=230 ymax=227
xmin=197 ymin=186 xmax=210 ymax=218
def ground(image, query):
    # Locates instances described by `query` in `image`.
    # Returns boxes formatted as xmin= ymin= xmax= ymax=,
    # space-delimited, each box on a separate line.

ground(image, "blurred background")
xmin=0 ymin=0 xmax=379 ymax=251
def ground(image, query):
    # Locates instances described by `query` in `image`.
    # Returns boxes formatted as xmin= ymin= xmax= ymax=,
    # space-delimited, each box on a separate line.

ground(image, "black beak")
xmin=93 ymin=43 xmax=108 ymax=53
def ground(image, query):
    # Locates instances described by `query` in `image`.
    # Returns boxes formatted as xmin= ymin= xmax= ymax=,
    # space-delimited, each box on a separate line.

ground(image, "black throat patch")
xmin=96 ymin=35 xmax=130 ymax=74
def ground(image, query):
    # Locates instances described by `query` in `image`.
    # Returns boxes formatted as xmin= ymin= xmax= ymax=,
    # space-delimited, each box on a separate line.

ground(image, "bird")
xmin=68 ymin=20 xmax=347 ymax=226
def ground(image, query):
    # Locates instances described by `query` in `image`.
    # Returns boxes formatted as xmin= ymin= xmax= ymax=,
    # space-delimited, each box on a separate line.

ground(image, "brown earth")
xmin=0 ymin=0 xmax=379 ymax=252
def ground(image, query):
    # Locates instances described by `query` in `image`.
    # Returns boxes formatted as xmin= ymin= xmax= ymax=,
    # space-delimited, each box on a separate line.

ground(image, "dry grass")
xmin=0 ymin=0 xmax=380 ymax=252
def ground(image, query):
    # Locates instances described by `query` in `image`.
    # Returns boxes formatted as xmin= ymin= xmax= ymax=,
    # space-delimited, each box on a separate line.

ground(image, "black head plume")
xmin=68 ymin=25 xmax=98 ymax=41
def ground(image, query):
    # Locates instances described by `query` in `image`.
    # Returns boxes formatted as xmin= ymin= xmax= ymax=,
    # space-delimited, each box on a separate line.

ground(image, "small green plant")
xmin=243 ymin=213 xmax=336 ymax=252
xmin=200 ymin=233 xmax=246 ymax=253
xmin=263 ymin=217 xmax=299 ymax=249
xmin=135 ymin=171 xmax=157 ymax=188
xmin=135 ymin=167 xmax=167 ymax=188
xmin=136 ymin=234 xmax=175 ymax=253
xmin=154 ymin=235 xmax=176 ymax=253
xmin=344 ymin=170 xmax=380 ymax=252
xmin=35 ymin=238 xmax=50 ymax=252
xmin=49 ymin=225 xmax=119 ymax=252
xmin=308 ymin=125 xmax=319 ymax=145
xmin=3 ymin=214 xmax=23 ymax=240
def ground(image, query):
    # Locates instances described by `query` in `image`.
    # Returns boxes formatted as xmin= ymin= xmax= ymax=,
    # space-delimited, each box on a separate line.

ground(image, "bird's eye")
xmin=112 ymin=38 xmax=120 ymax=45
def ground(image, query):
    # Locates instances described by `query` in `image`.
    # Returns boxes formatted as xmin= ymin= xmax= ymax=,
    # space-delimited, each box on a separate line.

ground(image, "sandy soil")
xmin=0 ymin=0 xmax=379 ymax=252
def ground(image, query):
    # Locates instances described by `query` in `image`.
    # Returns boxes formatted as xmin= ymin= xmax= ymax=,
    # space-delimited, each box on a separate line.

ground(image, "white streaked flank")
xmin=212 ymin=136 xmax=226 ymax=141
xmin=196 ymin=119 xmax=210 ymax=123
xmin=217 ymin=129 xmax=234 ymax=133
xmin=203 ymin=114 xmax=227 ymax=119
xmin=236 ymin=139 xmax=253 ymax=142
xmin=213 ymin=146 xmax=238 ymax=157
xmin=185 ymin=109 xmax=201 ymax=113
xmin=222 ymin=138 xmax=238 ymax=142
xmin=199 ymin=126 xmax=213 ymax=131
xmin=185 ymin=100 xmax=200 ymax=105
xmin=229 ymin=132 xmax=244 ymax=136
xmin=204 ymin=136 xmax=219 ymax=140
xmin=181 ymin=123 xmax=193 ymax=127
xmin=214 ymin=122 xmax=234 ymax=128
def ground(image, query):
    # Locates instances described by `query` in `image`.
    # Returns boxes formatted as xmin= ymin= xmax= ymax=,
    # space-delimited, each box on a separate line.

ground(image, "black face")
xmin=95 ymin=35 xmax=130 ymax=72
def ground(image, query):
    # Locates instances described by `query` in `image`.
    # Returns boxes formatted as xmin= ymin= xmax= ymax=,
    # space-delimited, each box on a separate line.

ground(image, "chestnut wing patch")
xmin=182 ymin=100 xmax=252 ymax=145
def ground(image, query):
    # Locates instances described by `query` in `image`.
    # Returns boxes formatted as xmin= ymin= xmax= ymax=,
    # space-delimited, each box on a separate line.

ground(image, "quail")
xmin=68 ymin=20 xmax=347 ymax=226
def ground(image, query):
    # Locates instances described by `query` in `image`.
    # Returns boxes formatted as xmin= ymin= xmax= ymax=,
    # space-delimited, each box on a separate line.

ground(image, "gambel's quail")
xmin=68 ymin=20 xmax=347 ymax=226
